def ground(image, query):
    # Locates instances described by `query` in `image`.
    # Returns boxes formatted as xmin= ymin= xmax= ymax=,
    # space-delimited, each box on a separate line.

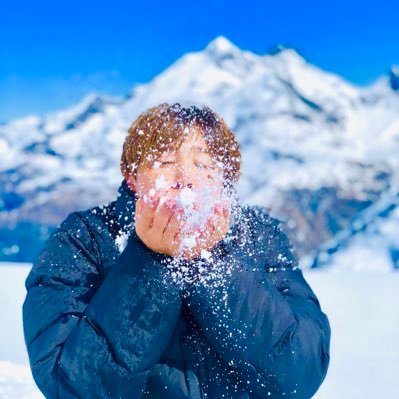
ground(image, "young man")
xmin=23 ymin=103 xmax=331 ymax=399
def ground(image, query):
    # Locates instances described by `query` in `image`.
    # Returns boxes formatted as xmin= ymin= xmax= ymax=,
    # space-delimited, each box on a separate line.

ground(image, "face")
xmin=126 ymin=128 xmax=227 ymax=209
xmin=126 ymin=128 xmax=233 ymax=243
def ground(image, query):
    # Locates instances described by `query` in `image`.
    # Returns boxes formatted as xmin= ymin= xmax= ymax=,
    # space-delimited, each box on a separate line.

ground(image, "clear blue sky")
xmin=1 ymin=0 xmax=398 ymax=122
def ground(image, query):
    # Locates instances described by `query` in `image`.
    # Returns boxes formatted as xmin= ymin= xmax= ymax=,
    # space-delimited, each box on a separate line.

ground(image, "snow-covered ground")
xmin=305 ymin=269 xmax=399 ymax=398
xmin=1 ymin=262 xmax=398 ymax=398
xmin=0 ymin=264 xmax=43 ymax=399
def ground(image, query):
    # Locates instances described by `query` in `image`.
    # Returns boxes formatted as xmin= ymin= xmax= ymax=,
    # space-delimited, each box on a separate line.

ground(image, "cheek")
xmin=196 ymin=179 xmax=224 ymax=197
xmin=145 ymin=171 xmax=175 ymax=194
xmin=135 ymin=174 xmax=157 ymax=194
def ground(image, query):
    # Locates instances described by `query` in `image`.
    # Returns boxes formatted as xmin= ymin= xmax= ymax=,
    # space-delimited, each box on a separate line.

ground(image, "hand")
xmin=134 ymin=193 xmax=231 ymax=260
xmin=178 ymin=201 xmax=231 ymax=261
xmin=134 ymin=193 xmax=184 ymax=257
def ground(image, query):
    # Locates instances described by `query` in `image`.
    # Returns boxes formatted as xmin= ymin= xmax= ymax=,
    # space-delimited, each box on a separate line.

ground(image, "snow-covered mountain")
xmin=1 ymin=36 xmax=399 ymax=269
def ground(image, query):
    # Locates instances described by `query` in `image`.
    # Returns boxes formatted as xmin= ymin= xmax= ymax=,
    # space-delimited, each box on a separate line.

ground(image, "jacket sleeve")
xmin=184 ymin=211 xmax=331 ymax=399
xmin=22 ymin=211 xmax=182 ymax=399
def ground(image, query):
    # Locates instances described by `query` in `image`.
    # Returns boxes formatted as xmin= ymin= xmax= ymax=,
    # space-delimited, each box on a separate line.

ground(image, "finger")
xmin=194 ymin=211 xmax=219 ymax=239
xmin=213 ymin=205 xmax=222 ymax=217
xmin=152 ymin=197 xmax=176 ymax=237
xmin=215 ymin=213 xmax=230 ymax=239
xmin=163 ymin=207 xmax=184 ymax=243
xmin=196 ymin=223 xmax=212 ymax=242
xmin=135 ymin=195 xmax=160 ymax=231
xmin=212 ymin=201 xmax=230 ymax=233
xmin=188 ymin=207 xmax=230 ymax=258
xmin=223 ymin=206 xmax=230 ymax=220
xmin=202 ymin=214 xmax=226 ymax=247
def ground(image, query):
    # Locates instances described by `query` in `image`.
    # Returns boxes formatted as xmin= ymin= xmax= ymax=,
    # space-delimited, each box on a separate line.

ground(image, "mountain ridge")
xmin=1 ymin=35 xmax=398 ymax=270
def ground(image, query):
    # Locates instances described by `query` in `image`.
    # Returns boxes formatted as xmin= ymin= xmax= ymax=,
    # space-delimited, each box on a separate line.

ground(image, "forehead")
xmin=167 ymin=128 xmax=210 ymax=154
xmin=182 ymin=131 xmax=207 ymax=149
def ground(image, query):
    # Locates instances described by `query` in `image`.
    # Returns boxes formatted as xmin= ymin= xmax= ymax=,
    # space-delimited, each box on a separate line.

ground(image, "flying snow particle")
xmin=200 ymin=249 xmax=212 ymax=261
xmin=155 ymin=175 xmax=167 ymax=190
xmin=180 ymin=233 xmax=199 ymax=251
xmin=177 ymin=187 xmax=197 ymax=208
xmin=115 ymin=231 xmax=130 ymax=253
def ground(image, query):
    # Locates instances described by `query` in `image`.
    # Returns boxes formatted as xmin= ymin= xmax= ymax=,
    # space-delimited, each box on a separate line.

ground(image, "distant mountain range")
xmin=1 ymin=36 xmax=398 ymax=270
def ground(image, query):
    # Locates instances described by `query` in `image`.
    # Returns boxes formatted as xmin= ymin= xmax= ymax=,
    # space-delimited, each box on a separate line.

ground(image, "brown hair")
xmin=120 ymin=103 xmax=241 ymax=184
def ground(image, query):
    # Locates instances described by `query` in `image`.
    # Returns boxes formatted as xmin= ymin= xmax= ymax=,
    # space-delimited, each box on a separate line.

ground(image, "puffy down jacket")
xmin=22 ymin=178 xmax=331 ymax=398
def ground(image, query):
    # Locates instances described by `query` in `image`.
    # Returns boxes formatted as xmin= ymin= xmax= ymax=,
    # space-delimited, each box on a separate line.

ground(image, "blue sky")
xmin=1 ymin=0 xmax=398 ymax=122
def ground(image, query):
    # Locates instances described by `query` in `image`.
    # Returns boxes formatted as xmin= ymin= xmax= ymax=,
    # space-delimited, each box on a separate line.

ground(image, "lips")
xmin=144 ymin=185 xmax=230 ymax=226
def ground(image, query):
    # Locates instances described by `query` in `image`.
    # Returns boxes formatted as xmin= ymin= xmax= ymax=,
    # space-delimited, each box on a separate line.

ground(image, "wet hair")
xmin=120 ymin=103 xmax=241 ymax=185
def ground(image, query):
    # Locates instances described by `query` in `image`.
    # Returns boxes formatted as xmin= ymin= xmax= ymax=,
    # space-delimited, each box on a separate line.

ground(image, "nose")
xmin=172 ymin=162 xmax=194 ymax=189
xmin=174 ymin=182 xmax=193 ymax=189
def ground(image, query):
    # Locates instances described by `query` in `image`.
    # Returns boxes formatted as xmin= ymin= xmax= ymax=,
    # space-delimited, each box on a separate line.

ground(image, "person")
xmin=22 ymin=103 xmax=331 ymax=399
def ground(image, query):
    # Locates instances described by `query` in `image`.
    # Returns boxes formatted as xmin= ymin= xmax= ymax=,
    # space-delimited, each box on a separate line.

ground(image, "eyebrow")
xmin=193 ymin=145 xmax=210 ymax=154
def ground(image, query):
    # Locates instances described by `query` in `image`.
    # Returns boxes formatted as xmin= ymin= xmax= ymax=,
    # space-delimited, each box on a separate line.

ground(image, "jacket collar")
xmin=114 ymin=178 xmax=137 ymax=235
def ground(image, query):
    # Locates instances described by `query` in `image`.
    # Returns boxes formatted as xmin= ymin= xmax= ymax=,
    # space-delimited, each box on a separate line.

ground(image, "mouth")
xmin=146 ymin=184 xmax=230 ymax=218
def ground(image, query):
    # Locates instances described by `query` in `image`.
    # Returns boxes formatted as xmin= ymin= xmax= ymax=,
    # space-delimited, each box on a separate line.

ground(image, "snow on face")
xmin=176 ymin=184 xmax=229 ymax=252
xmin=155 ymin=175 xmax=167 ymax=190
xmin=141 ymin=175 xmax=167 ymax=204
xmin=140 ymin=169 xmax=237 ymax=260
xmin=177 ymin=186 xmax=196 ymax=207
xmin=130 ymin=112 xmax=243 ymax=288
xmin=166 ymin=175 xmax=244 ymax=291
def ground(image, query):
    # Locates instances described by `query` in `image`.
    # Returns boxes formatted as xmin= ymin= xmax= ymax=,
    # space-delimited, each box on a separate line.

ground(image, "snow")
xmin=2 ymin=262 xmax=398 ymax=398
xmin=176 ymin=186 xmax=197 ymax=207
xmin=115 ymin=230 xmax=130 ymax=254
xmin=306 ymin=269 xmax=399 ymax=398
xmin=153 ymin=161 xmax=162 ymax=169
xmin=0 ymin=361 xmax=42 ymax=399
xmin=0 ymin=263 xmax=44 ymax=398
xmin=154 ymin=174 xmax=167 ymax=190
xmin=312 ymin=188 xmax=399 ymax=271
xmin=172 ymin=183 xmax=232 ymax=257
xmin=179 ymin=233 xmax=199 ymax=251
xmin=200 ymin=249 xmax=212 ymax=261
xmin=154 ymin=195 xmax=168 ymax=212
xmin=205 ymin=36 xmax=240 ymax=54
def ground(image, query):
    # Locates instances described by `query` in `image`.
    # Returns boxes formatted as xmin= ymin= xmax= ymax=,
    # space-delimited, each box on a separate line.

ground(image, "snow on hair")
xmin=120 ymin=103 xmax=241 ymax=184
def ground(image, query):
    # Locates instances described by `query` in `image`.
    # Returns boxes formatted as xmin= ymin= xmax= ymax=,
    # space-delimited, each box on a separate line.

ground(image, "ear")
xmin=124 ymin=171 xmax=137 ymax=192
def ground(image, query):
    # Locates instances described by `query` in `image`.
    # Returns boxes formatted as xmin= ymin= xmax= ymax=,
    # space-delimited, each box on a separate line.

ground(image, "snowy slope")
xmin=311 ymin=184 xmax=399 ymax=271
xmin=1 ymin=36 xmax=399 ymax=268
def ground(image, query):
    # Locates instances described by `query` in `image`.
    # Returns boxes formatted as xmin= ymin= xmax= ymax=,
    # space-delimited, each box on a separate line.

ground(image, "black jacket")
xmin=22 ymin=178 xmax=331 ymax=398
